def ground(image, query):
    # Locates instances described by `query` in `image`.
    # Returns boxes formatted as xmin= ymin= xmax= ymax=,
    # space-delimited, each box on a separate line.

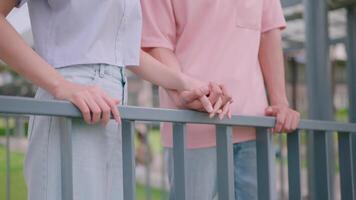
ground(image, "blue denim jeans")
xmin=166 ymin=140 xmax=258 ymax=200
xmin=25 ymin=64 xmax=127 ymax=200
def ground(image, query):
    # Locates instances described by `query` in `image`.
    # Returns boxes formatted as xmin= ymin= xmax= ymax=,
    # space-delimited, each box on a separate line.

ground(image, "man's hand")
xmin=54 ymin=80 xmax=121 ymax=126
xmin=265 ymin=104 xmax=300 ymax=133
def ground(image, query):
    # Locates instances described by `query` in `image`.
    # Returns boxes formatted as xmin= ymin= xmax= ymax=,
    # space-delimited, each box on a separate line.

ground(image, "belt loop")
xmin=99 ymin=65 xmax=105 ymax=78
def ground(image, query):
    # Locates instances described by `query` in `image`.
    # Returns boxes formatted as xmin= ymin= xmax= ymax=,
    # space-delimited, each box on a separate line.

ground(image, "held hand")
xmin=173 ymin=82 xmax=233 ymax=119
xmin=207 ymin=82 xmax=233 ymax=119
xmin=174 ymin=85 xmax=214 ymax=113
xmin=54 ymin=80 xmax=121 ymax=126
xmin=265 ymin=104 xmax=300 ymax=133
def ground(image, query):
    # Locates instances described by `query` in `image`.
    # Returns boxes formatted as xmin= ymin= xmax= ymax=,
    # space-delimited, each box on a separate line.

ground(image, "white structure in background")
xmin=7 ymin=4 xmax=33 ymax=45
xmin=0 ymin=4 xmax=32 ymax=66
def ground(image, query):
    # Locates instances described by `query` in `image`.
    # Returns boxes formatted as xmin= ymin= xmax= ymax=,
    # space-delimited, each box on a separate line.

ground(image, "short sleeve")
xmin=141 ymin=0 xmax=177 ymax=51
xmin=261 ymin=0 xmax=287 ymax=33
xmin=16 ymin=0 xmax=29 ymax=8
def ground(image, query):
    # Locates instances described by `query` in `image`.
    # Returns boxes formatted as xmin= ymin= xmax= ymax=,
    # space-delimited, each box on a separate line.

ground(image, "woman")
xmin=0 ymin=1 xmax=231 ymax=200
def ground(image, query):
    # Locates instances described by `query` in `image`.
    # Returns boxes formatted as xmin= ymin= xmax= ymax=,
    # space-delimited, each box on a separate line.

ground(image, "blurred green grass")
xmin=0 ymin=129 xmax=164 ymax=200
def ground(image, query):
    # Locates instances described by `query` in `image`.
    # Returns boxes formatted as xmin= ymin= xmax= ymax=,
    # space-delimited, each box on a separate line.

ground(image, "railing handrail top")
xmin=0 ymin=95 xmax=355 ymax=132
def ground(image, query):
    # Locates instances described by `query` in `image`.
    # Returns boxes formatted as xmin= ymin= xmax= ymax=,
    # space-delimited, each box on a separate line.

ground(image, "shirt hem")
xmin=50 ymin=59 xmax=139 ymax=69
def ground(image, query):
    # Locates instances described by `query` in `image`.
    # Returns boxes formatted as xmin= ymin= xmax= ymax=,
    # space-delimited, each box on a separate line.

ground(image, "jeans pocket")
xmin=235 ymin=0 xmax=263 ymax=30
xmin=58 ymin=65 xmax=96 ymax=84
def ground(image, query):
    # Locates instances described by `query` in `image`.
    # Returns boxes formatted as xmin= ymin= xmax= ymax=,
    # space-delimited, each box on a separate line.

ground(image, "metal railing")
xmin=0 ymin=95 xmax=355 ymax=200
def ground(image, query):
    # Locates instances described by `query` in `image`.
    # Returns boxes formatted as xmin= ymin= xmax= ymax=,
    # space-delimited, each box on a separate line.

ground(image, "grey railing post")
xmin=216 ymin=125 xmax=235 ymax=200
xmin=338 ymin=132 xmax=355 ymax=199
xmin=59 ymin=118 xmax=73 ymax=200
xmin=172 ymin=123 xmax=187 ymax=200
xmin=256 ymin=128 xmax=274 ymax=200
xmin=5 ymin=118 xmax=10 ymax=200
xmin=287 ymin=130 xmax=301 ymax=200
xmin=346 ymin=4 xmax=356 ymax=197
xmin=304 ymin=0 xmax=334 ymax=197
xmin=122 ymin=120 xmax=136 ymax=200
xmin=144 ymin=132 xmax=152 ymax=200
xmin=313 ymin=131 xmax=331 ymax=200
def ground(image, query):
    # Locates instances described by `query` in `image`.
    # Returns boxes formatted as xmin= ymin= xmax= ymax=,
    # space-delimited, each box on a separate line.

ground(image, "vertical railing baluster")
xmin=144 ymin=132 xmax=152 ymax=200
xmin=161 ymin=148 xmax=167 ymax=200
xmin=346 ymin=4 xmax=356 ymax=199
xmin=313 ymin=131 xmax=330 ymax=200
xmin=353 ymin=134 xmax=356 ymax=198
xmin=256 ymin=128 xmax=275 ymax=200
xmin=338 ymin=132 xmax=355 ymax=200
xmin=216 ymin=125 xmax=235 ymax=200
xmin=59 ymin=117 xmax=73 ymax=200
xmin=287 ymin=130 xmax=301 ymax=200
xmin=172 ymin=123 xmax=187 ymax=200
xmin=278 ymin=134 xmax=285 ymax=200
xmin=122 ymin=120 xmax=136 ymax=200
xmin=5 ymin=117 xmax=10 ymax=200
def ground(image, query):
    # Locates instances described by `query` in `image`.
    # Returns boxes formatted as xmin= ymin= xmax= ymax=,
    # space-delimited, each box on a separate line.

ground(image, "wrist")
xmin=181 ymin=75 xmax=204 ymax=91
xmin=51 ymin=78 xmax=72 ymax=99
xmin=270 ymin=98 xmax=289 ymax=107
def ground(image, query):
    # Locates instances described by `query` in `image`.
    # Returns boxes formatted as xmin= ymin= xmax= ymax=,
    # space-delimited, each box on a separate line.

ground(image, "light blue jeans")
xmin=166 ymin=140 xmax=259 ymax=200
xmin=25 ymin=64 xmax=127 ymax=200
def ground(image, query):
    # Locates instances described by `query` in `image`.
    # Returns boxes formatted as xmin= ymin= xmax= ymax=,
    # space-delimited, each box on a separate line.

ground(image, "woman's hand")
xmin=54 ymin=80 xmax=121 ymax=126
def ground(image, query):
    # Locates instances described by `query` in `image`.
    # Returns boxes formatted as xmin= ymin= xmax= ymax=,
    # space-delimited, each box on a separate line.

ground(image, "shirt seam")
xmin=115 ymin=0 xmax=126 ymax=64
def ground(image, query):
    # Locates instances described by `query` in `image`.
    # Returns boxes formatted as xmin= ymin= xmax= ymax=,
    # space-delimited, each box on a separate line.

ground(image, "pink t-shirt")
xmin=141 ymin=0 xmax=287 ymax=148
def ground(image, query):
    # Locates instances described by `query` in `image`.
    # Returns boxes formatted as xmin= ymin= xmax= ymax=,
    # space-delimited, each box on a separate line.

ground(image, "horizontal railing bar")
xmin=0 ymin=96 xmax=356 ymax=132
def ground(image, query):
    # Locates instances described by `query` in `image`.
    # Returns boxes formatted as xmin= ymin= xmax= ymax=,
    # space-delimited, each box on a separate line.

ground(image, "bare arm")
xmin=0 ymin=0 xmax=121 ymax=125
xmin=141 ymin=47 xmax=232 ymax=118
xmin=129 ymin=50 xmax=197 ymax=91
xmin=259 ymin=29 xmax=300 ymax=132
xmin=0 ymin=1 xmax=65 ymax=94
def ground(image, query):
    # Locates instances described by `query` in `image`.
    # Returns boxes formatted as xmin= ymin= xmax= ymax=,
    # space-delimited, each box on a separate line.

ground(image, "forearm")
xmin=0 ymin=14 xmax=66 ymax=96
xmin=259 ymin=29 xmax=289 ymax=106
xmin=129 ymin=50 xmax=197 ymax=91
xmin=144 ymin=47 xmax=187 ymax=106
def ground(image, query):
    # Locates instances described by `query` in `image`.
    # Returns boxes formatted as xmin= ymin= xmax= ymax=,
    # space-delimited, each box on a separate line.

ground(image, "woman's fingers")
xmin=210 ymin=97 xmax=222 ymax=118
xmin=104 ymin=96 xmax=121 ymax=124
xmin=71 ymin=95 xmax=91 ymax=124
xmin=219 ymin=101 xmax=231 ymax=120
xmin=208 ymin=82 xmax=222 ymax=105
xmin=219 ymin=84 xmax=232 ymax=105
xmin=59 ymin=82 xmax=121 ymax=125
xmin=93 ymin=94 xmax=112 ymax=126
xmin=199 ymin=95 xmax=214 ymax=113
xmin=83 ymin=93 xmax=101 ymax=124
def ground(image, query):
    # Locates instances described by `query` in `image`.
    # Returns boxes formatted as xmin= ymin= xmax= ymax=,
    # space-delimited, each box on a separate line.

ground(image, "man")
xmin=141 ymin=0 xmax=300 ymax=199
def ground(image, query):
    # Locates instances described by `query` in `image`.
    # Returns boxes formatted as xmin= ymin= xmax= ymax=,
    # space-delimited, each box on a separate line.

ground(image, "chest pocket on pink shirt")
xmin=235 ymin=0 xmax=263 ymax=30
